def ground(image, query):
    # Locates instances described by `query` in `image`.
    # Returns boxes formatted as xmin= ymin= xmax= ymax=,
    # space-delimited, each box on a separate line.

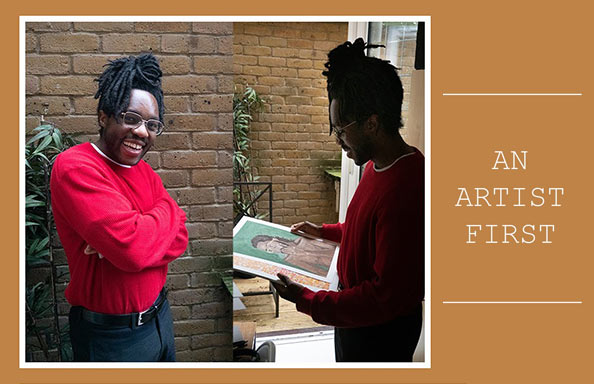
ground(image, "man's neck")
xmin=371 ymin=133 xmax=414 ymax=169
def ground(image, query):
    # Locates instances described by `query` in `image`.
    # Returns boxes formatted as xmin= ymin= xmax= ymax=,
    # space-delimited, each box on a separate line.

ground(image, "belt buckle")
xmin=137 ymin=306 xmax=152 ymax=326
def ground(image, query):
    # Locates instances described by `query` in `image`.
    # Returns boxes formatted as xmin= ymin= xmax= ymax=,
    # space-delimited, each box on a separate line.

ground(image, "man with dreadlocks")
xmin=50 ymin=53 xmax=188 ymax=362
xmin=272 ymin=38 xmax=424 ymax=362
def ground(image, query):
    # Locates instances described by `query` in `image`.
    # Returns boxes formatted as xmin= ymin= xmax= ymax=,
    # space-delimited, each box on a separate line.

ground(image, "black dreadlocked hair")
xmin=94 ymin=53 xmax=164 ymax=136
xmin=323 ymin=38 xmax=404 ymax=135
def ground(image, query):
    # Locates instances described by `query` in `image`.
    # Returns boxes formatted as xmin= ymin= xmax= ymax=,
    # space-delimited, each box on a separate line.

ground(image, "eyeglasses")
xmin=331 ymin=120 xmax=357 ymax=138
xmin=119 ymin=111 xmax=164 ymax=136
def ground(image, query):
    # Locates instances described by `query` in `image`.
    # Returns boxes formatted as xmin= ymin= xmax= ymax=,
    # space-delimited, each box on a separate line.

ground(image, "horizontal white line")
xmin=443 ymin=301 xmax=582 ymax=304
xmin=443 ymin=93 xmax=582 ymax=96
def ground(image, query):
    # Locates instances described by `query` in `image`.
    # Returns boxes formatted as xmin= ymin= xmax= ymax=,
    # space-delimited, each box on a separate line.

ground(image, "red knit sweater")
xmin=50 ymin=143 xmax=188 ymax=314
xmin=296 ymin=149 xmax=424 ymax=327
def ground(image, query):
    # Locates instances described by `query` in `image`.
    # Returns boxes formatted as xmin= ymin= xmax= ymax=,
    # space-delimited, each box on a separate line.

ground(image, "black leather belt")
xmin=81 ymin=289 xmax=167 ymax=327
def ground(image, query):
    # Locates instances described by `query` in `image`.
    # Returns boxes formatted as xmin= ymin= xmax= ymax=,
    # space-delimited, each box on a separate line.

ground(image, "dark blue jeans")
xmin=334 ymin=303 xmax=422 ymax=362
xmin=69 ymin=298 xmax=176 ymax=362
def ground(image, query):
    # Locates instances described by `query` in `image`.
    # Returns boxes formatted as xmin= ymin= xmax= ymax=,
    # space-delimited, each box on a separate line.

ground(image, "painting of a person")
xmin=251 ymin=234 xmax=335 ymax=276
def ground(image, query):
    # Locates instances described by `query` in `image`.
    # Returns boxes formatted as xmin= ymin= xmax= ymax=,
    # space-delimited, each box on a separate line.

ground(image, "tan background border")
xmin=5 ymin=1 xmax=594 ymax=383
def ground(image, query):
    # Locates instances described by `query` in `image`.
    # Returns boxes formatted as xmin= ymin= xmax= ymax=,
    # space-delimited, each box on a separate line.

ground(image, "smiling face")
xmin=330 ymin=99 xmax=373 ymax=166
xmin=97 ymin=89 xmax=159 ymax=166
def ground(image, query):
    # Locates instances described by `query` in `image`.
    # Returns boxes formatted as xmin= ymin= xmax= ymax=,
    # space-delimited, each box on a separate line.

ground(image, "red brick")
xmin=286 ymin=78 xmax=312 ymax=88
xmin=217 ymin=76 xmax=234 ymax=93
xmin=164 ymin=96 xmax=190 ymax=113
xmin=243 ymin=46 xmax=271 ymax=56
xmin=217 ymin=150 xmax=233 ymax=168
xmin=287 ymin=58 xmax=313 ymax=68
xmin=243 ymin=65 xmax=270 ymax=76
xmin=301 ymin=30 xmax=327 ymax=40
xmin=156 ymin=169 xmax=189 ymax=188
xmin=287 ymin=38 xmax=313 ymax=49
xmin=251 ymin=85 xmax=270 ymax=95
xmin=39 ymin=76 xmax=96 ymax=95
xmin=162 ymin=150 xmax=217 ymax=168
xmin=259 ymin=36 xmax=287 ymax=47
xmin=187 ymin=222 xmax=217 ymax=239
xmin=207 ymin=116 xmax=227 ymax=134
xmin=135 ymin=22 xmax=190 ymax=33
xmin=314 ymin=40 xmax=340 ymax=51
xmin=166 ymin=274 xmax=190 ymax=289
xmin=271 ymin=67 xmax=298 ymax=78
xmin=285 ymin=96 xmax=311 ymax=105
xmin=26 ymin=116 xmax=41 ymax=133
xmin=258 ymin=56 xmax=286 ymax=67
xmin=26 ymin=55 xmax=70 ymax=75
xmin=193 ymin=56 xmax=233 ymax=74
xmin=39 ymin=33 xmax=99 ymax=53
xmin=234 ymin=74 xmax=257 ymax=85
xmin=234 ymin=34 xmax=259 ymax=46
xmin=152 ymin=132 xmax=192 ymax=150
xmin=270 ymin=86 xmax=296 ymax=96
xmin=189 ymin=35 xmax=216 ymax=54
xmin=27 ymin=22 xmax=71 ymax=32
xmin=143 ymin=152 xmax=161 ymax=169
xmin=162 ymin=35 xmax=189 ymax=53
xmin=215 ymin=185 xmax=233 ymax=204
xmin=73 ymin=22 xmax=133 ymax=32
xmin=243 ymin=24 xmax=273 ymax=35
xmin=174 ymin=319 xmax=216 ymax=335
xmin=191 ymin=169 xmax=232 ymax=186
xmin=234 ymin=55 xmax=257 ymax=65
xmin=271 ymin=47 xmax=299 ymax=57
xmin=298 ymin=68 xmax=322 ymax=78
xmin=44 ymin=116 xmax=97 ymax=135
xmin=271 ymin=27 xmax=301 ymax=39
xmin=271 ymin=104 xmax=297 ymax=114
xmin=72 ymin=55 xmax=120 ymax=74
xmin=102 ymin=33 xmax=160 ymax=53
xmin=190 ymin=239 xmax=231 ymax=256
xmin=297 ymin=105 xmax=326 ymax=115
xmin=162 ymin=76 xmax=217 ymax=94
xmin=72 ymin=97 xmax=97 ymax=114
xmin=201 ymin=204 xmax=232 ymax=221
xmin=217 ymin=36 xmax=233 ymax=55
xmin=26 ymin=96 xmax=70 ymax=116
xmin=158 ymin=55 xmax=192 ymax=75
xmin=26 ymin=34 xmax=37 ymax=52
xmin=192 ymin=22 xmax=232 ymax=35
xmin=258 ymin=76 xmax=284 ymax=86
xmin=171 ymin=187 xmax=216 ymax=205
xmin=191 ymin=95 xmax=232 ymax=113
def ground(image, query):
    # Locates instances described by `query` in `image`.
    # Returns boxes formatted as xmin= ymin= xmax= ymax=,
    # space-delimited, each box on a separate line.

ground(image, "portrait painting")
xmin=233 ymin=217 xmax=339 ymax=291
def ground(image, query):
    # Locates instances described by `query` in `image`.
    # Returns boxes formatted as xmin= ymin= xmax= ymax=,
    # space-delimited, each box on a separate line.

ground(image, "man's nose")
xmin=132 ymin=122 xmax=149 ymax=138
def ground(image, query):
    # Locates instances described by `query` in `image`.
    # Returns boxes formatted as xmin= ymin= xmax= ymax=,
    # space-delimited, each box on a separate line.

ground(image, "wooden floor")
xmin=233 ymin=277 xmax=324 ymax=334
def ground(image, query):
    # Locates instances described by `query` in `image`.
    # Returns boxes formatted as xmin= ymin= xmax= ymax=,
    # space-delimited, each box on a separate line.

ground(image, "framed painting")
xmin=233 ymin=217 xmax=339 ymax=291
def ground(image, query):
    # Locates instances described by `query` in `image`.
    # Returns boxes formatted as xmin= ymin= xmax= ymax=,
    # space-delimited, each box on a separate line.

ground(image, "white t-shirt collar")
xmin=90 ymin=143 xmax=131 ymax=168
xmin=374 ymin=151 xmax=415 ymax=172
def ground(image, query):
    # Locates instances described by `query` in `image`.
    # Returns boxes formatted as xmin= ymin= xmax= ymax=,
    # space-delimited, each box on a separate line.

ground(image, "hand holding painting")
xmin=270 ymin=273 xmax=304 ymax=304
xmin=290 ymin=221 xmax=322 ymax=238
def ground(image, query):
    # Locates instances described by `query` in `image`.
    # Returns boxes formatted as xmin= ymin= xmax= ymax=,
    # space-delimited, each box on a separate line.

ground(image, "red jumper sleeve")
xmin=296 ymin=190 xmax=423 ymax=328
xmin=51 ymin=157 xmax=188 ymax=273
xmin=321 ymin=222 xmax=343 ymax=243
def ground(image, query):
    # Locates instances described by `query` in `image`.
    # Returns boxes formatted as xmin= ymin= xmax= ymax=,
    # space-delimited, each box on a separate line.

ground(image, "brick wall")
xmin=233 ymin=22 xmax=348 ymax=226
xmin=25 ymin=21 xmax=233 ymax=362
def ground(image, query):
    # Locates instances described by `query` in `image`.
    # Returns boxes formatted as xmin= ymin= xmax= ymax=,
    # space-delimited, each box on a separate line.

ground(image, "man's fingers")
xmin=277 ymin=273 xmax=290 ymax=285
xmin=290 ymin=222 xmax=305 ymax=233
xmin=84 ymin=244 xmax=97 ymax=254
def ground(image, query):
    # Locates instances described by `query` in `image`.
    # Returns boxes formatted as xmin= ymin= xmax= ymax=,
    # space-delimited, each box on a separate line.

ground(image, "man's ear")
xmin=366 ymin=114 xmax=380 ymax=134
xmin=98 ymin=110 xmax=108 ymax=128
